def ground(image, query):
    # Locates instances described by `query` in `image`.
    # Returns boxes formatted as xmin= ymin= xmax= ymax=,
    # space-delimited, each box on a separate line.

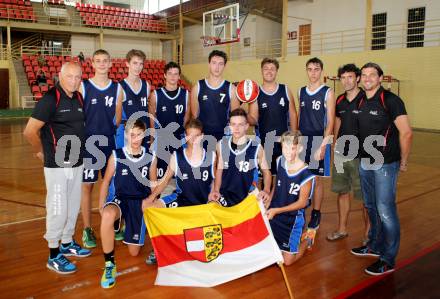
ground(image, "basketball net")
xmin=200 ymin=36 xmax=221 ymax=47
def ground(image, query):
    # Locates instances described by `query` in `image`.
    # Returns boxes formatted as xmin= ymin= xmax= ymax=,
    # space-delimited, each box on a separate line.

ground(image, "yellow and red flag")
xmin=144 ymin=194 xmax=283 ymax=287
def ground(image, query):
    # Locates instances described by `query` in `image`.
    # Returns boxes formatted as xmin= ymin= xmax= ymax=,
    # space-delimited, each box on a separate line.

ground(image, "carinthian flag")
xmin=144 ymin=193 xmax=283 ymax=287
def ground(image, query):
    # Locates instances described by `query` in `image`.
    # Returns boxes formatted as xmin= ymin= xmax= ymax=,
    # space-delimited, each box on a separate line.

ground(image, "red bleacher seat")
xmin=34 ymin=92 xmax=43 ymax=101
xmin=27 ymin=72 xmax=35 ymax=80
xmin=31 ymin=85 xmax=40 ymax=93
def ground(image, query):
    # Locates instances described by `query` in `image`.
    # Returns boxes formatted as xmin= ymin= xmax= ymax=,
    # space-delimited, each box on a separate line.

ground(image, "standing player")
xmin=99 ymin=119 xmax=155 ymax=288
xmin=248 ymin=57 xmax=298 ymax=177
xmin=190 ymin=50 xmax=240 ymax=144
xmin=208 ymin=108 xmax=271 ymax=207
xmin=117 ymin=49 xmax=150 ymax=148
xmin=80 ymin=49 xmax=124 ymax=248
xmin=149 ymin=61 xmax=190 ymax=180
xmin=298 ymin=57 xmax=335 ymax=236
xmin=327 ymin=64 xmax=370 ymax=243
xmin=265 ymin=131 xmax=315 ymax=265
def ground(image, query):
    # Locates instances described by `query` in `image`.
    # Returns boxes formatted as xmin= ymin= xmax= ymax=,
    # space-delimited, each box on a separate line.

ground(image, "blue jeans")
xmin=359 ymin=160 xmax=400 ymax=266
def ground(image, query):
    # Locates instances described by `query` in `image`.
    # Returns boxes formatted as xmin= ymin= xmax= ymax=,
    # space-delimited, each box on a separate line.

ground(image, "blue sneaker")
xmin=145 ymin=250 xmax=157 ymax=265
xmin=47 ymin=254 xmax=77 ymax=274
xmin=60 ymin=241 xmax=92 ymax=257
xmin=101 ymin=261 xmax=117 ymax=289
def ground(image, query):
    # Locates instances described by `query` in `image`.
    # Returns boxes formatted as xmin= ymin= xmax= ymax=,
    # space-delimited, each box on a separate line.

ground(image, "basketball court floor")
xmin=1 ymin=118 xmax=439 ymax=298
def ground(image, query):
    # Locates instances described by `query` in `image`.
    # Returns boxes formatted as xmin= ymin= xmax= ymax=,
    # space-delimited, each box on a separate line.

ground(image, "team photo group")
xmin=23 ymin=47 xmax=412 ymax=289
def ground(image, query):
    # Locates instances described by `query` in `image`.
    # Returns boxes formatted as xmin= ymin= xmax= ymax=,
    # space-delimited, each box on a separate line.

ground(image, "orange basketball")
xmin=236 ymin=79 xmax=259 ymax=103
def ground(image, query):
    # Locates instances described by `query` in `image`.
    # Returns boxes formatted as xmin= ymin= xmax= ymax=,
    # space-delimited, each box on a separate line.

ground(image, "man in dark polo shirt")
xmin=24 ymin=61 xmax=91 ymax=274
xmin=350 ymin=62 xmax=413 ymax=276
xmin=327 ymin=64 xmax=370 ymax=244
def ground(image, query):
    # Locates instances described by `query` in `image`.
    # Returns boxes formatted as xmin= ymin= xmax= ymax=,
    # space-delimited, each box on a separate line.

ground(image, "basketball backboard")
xmin=201 ymin=3 xmax=240 ymax=47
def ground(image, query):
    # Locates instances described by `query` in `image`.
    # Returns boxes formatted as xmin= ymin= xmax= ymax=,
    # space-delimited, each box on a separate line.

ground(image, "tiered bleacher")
xmin=22 ymin=54 xmax=191 ymax=101
xmin=0 ymin=0 xmax=35 ymax=21
xmin=75 ymin=3 xmax=168 ymax=33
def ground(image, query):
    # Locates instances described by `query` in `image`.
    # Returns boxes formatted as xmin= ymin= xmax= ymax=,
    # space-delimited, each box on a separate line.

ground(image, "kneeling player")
xmin=143 ymin=119 xmax=215 ymax=264
xmin=144 ymin=119 xmax=215 ymax=209
xmin=209 ymin=108 xmax=271 ymax=206
xmin=98 ymin=119 xmax=156 ymax=288
xmin=265 ymin=131 xmax=315 ymax=266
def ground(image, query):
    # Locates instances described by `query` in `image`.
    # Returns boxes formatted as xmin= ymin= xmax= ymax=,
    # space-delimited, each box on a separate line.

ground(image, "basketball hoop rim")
xmin=200 ymin=35 xmax=221 ymax=47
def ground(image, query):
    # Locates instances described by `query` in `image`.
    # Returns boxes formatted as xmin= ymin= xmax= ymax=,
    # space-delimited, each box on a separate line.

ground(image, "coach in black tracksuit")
xmin=24 ymin=61 xmax=91 ymax=274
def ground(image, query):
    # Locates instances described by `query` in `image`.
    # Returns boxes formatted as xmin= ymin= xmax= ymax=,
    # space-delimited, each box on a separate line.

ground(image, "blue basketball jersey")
xmin=114 ymin=79 xmax=150 ymax=149
xmin=269 ymin=156 xmax=315 ymax=218
xmin=197 ymin=79 xmax=232 ymax=139
xmin=121 ymin=79 xmax=150 ymax=124
xmin=298 ymin=85 xmax=330 ymax=136
xmin=219 ymin=137 xmax=260 ymax=206
xmin=82 ymin=79 xmax=121 ymax=136
xmin=155 ymin=87 xmax=188 ymax=141
xmin=256 ymin=84 xmax=290 ymax=142
xmin=174 ymin=148 xmax=215 ymax=206
xmin=113 ymin=146 xmax=153 ymax=200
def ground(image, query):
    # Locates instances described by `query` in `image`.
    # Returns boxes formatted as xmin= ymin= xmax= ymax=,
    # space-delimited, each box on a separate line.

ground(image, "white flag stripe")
xmin=155 ymin=235 xmax=283 ymax=287
xmin=186 ymin=240 xmax=205 ymax=252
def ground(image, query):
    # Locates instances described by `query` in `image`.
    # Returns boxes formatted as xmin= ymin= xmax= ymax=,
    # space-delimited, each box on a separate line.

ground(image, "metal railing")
xmin=21 ymin=95 xmax=37 ymax=109
xmin=183 ymin=19 xmax=440 ymax=64
xmin=19 ymin=46 xmax=163 ymax=60
xmin=21 ymin=45 xmax=72 ymax=57
xmin=0 ymin=44 xmax=11 ymax=60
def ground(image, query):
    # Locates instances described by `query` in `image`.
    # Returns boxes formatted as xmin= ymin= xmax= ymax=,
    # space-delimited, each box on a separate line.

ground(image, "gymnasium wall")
xmin=288 ymin=0 xmax=440 ymax=52
xmin=70 ymin=34 xmax=163 ymax=59
xmin=288 ymin=0 xmax=440 ymax=34
xmin=288 ymin=0 xmax=365 ymax=35
xmin=373 ymin=0 xmax=440 ymax=24
xmin=182 ymin=46 xmax=440 ymax=131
